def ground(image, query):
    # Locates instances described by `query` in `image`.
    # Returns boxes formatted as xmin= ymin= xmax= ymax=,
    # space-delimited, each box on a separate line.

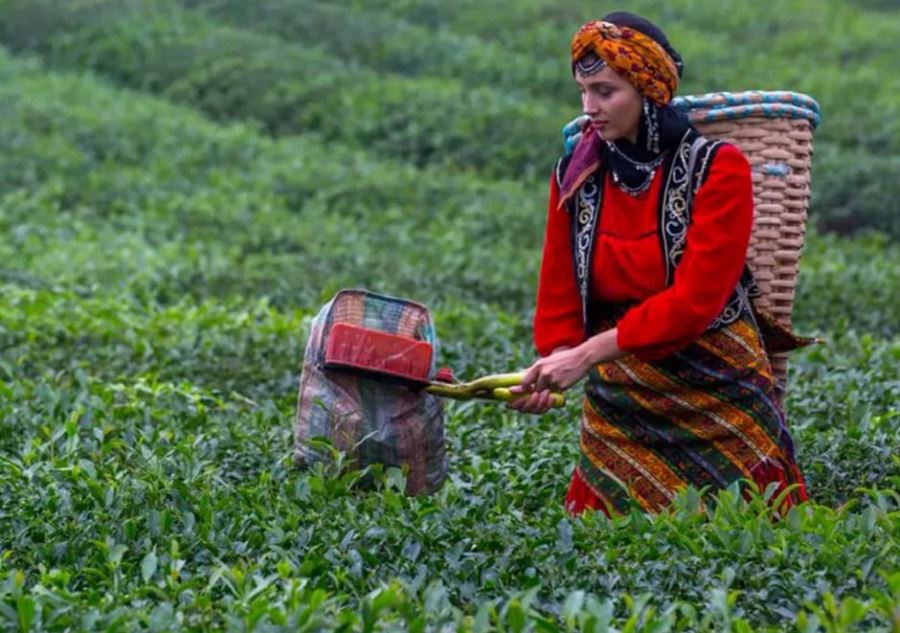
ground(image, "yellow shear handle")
xmin=425 ymin=372 xmax=566 ymax=408
xmin=482 ymin=387 xmax=566 ymax=408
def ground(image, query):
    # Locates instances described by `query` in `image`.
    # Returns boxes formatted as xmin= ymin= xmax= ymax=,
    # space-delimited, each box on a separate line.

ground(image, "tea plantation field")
xmin=0 ymin=0 xmax=898 ymax=630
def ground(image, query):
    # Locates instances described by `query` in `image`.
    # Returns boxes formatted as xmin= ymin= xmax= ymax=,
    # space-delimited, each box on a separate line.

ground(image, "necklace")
xmin=605 ymin=142 xmax=665 ymax=172
xmin=611 ymin=167 xmax=657 ymax=196
xmin=605 ymin=140 xmax=665 ymax=197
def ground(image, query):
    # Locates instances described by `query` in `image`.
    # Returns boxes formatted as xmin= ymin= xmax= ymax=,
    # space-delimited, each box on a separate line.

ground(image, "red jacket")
xmin=533 ymin=144 xmax=754 ymax=361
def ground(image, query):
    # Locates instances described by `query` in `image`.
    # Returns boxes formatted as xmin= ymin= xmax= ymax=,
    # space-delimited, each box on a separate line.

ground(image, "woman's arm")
xmin=533 ymin=169 xmax=585 ymax=357
xmin=509 ymin=328 xmax=625 ymax=412
xmin=615 ymin=143 xmax=754 ymax=360
xmin=525 ymin=327 xmax=625 ymax=389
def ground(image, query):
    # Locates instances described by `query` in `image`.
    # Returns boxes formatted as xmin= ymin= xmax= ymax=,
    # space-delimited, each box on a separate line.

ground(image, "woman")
xmin=508 ymin=12 xmax=809 ymax=516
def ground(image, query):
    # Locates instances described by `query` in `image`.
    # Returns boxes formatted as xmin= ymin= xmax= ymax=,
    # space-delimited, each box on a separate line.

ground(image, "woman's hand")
xmin=506 ymin=347 xmax=592 ymax=415
xmin=506 ymin=329 xmax=624 ymax=415
xmin=505 ymin=387 xmax=560 ymax=415
xmin=520 ymin=346 xmax=593 ymax=393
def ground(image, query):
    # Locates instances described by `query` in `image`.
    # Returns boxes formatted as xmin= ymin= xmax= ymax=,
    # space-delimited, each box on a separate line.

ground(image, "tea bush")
xmin=215 ymin=0 xmax=900 ymax=237
xmin=0 ymin=0 xmax=563 ymax=179
xmin=182 ymin=0 xmax=570 ymax=101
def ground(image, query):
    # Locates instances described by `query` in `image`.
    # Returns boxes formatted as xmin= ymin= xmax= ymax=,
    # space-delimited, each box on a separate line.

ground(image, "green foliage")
xmin=0 ymin=0 xmax=563 ymax=179
xmin=0 ymin=1 xmax=897 ymax=630
xmin=812 ymin=147 xmax=900 ymax=238
xmin=0 ymin=50 xmax=552 ymax=312
xmin=188 ymin=0 xmax=900 ymax=237
xmin=792 ymin=232 xmax=900 ymax=339
xmin=184 ymin=0 xmax=570 ymax=100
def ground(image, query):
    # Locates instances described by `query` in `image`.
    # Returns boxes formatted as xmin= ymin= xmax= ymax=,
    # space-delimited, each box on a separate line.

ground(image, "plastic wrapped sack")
xmin=294 ymin=289 xmax=448 ymax=495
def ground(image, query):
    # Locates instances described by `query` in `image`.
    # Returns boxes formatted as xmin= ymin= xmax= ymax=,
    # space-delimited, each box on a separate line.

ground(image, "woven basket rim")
xmin=672 ymin=91 xmax=821 ymax=128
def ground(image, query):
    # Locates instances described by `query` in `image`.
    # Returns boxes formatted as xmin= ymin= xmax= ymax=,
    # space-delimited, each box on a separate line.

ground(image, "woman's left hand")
xmin=519 ymin=346 xmax=592 ymax=393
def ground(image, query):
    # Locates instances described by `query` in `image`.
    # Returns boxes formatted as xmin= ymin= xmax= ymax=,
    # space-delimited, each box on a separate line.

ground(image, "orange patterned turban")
xmin=571 ymin=20 xmax=680 ymax=106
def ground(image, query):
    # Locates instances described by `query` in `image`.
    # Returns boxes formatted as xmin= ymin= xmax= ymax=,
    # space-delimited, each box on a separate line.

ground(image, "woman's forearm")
xmin=575 ymin=328 xmax=626 ymax=368
xmin=520 ymin=328 xmax=627 ymax=393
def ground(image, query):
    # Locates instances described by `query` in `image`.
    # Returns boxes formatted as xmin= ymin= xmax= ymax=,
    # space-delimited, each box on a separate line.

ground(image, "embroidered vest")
xmin=554 ymin=129 xmax=757 ymax=337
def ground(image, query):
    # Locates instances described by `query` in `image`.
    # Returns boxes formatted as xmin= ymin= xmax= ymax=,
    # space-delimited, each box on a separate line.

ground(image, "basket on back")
xmin=671 ymin=91 xmax=821 ymax=401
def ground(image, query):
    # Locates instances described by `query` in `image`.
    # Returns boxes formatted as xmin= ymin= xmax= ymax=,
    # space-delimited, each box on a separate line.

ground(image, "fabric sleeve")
xmin=533 ymin=170 xmax=585 ymax=357
xmin=615 ymin=144 xmax=754 ymax=361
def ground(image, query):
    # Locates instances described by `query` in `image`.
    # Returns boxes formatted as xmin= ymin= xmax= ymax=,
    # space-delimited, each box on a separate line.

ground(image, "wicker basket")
xmin=671 ymin=91 xmax=821 ymax=398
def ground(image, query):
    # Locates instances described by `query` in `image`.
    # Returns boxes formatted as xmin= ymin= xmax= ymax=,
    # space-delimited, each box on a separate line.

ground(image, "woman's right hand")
xmin=505 ymin=386 xmax=558 ymax=415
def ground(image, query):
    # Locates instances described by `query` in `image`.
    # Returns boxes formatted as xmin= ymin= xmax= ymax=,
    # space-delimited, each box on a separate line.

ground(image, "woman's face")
xmin=575 ymin=66 xmax=643 ymax=144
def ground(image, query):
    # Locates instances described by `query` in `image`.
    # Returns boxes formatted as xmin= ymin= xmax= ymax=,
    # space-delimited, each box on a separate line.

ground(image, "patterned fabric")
xmin=572 ymin=308 xmax=808 ymax=516
xmin=556 ymin=121 xmax=603 ymax=209
xmin=571 ymin=21 xmax=680 ymax=106
xmin=294 ymin=289 xmax=448 ymax=496
xmin=557 ymin=128 xmax=755 ymax=342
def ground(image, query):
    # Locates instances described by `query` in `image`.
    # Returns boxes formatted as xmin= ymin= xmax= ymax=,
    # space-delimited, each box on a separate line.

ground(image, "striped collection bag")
xmin=294 ymin=289 xmax=449 ymax=495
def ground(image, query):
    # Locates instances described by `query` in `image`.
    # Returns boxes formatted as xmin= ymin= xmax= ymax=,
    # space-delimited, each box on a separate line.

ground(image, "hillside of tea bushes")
xmin=0 ymin=0 xmax=898 ymax=630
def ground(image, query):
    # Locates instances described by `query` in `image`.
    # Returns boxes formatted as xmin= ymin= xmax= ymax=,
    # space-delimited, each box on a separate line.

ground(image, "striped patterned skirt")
xmin=566 ymin=312 xmax=808 ymax=516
